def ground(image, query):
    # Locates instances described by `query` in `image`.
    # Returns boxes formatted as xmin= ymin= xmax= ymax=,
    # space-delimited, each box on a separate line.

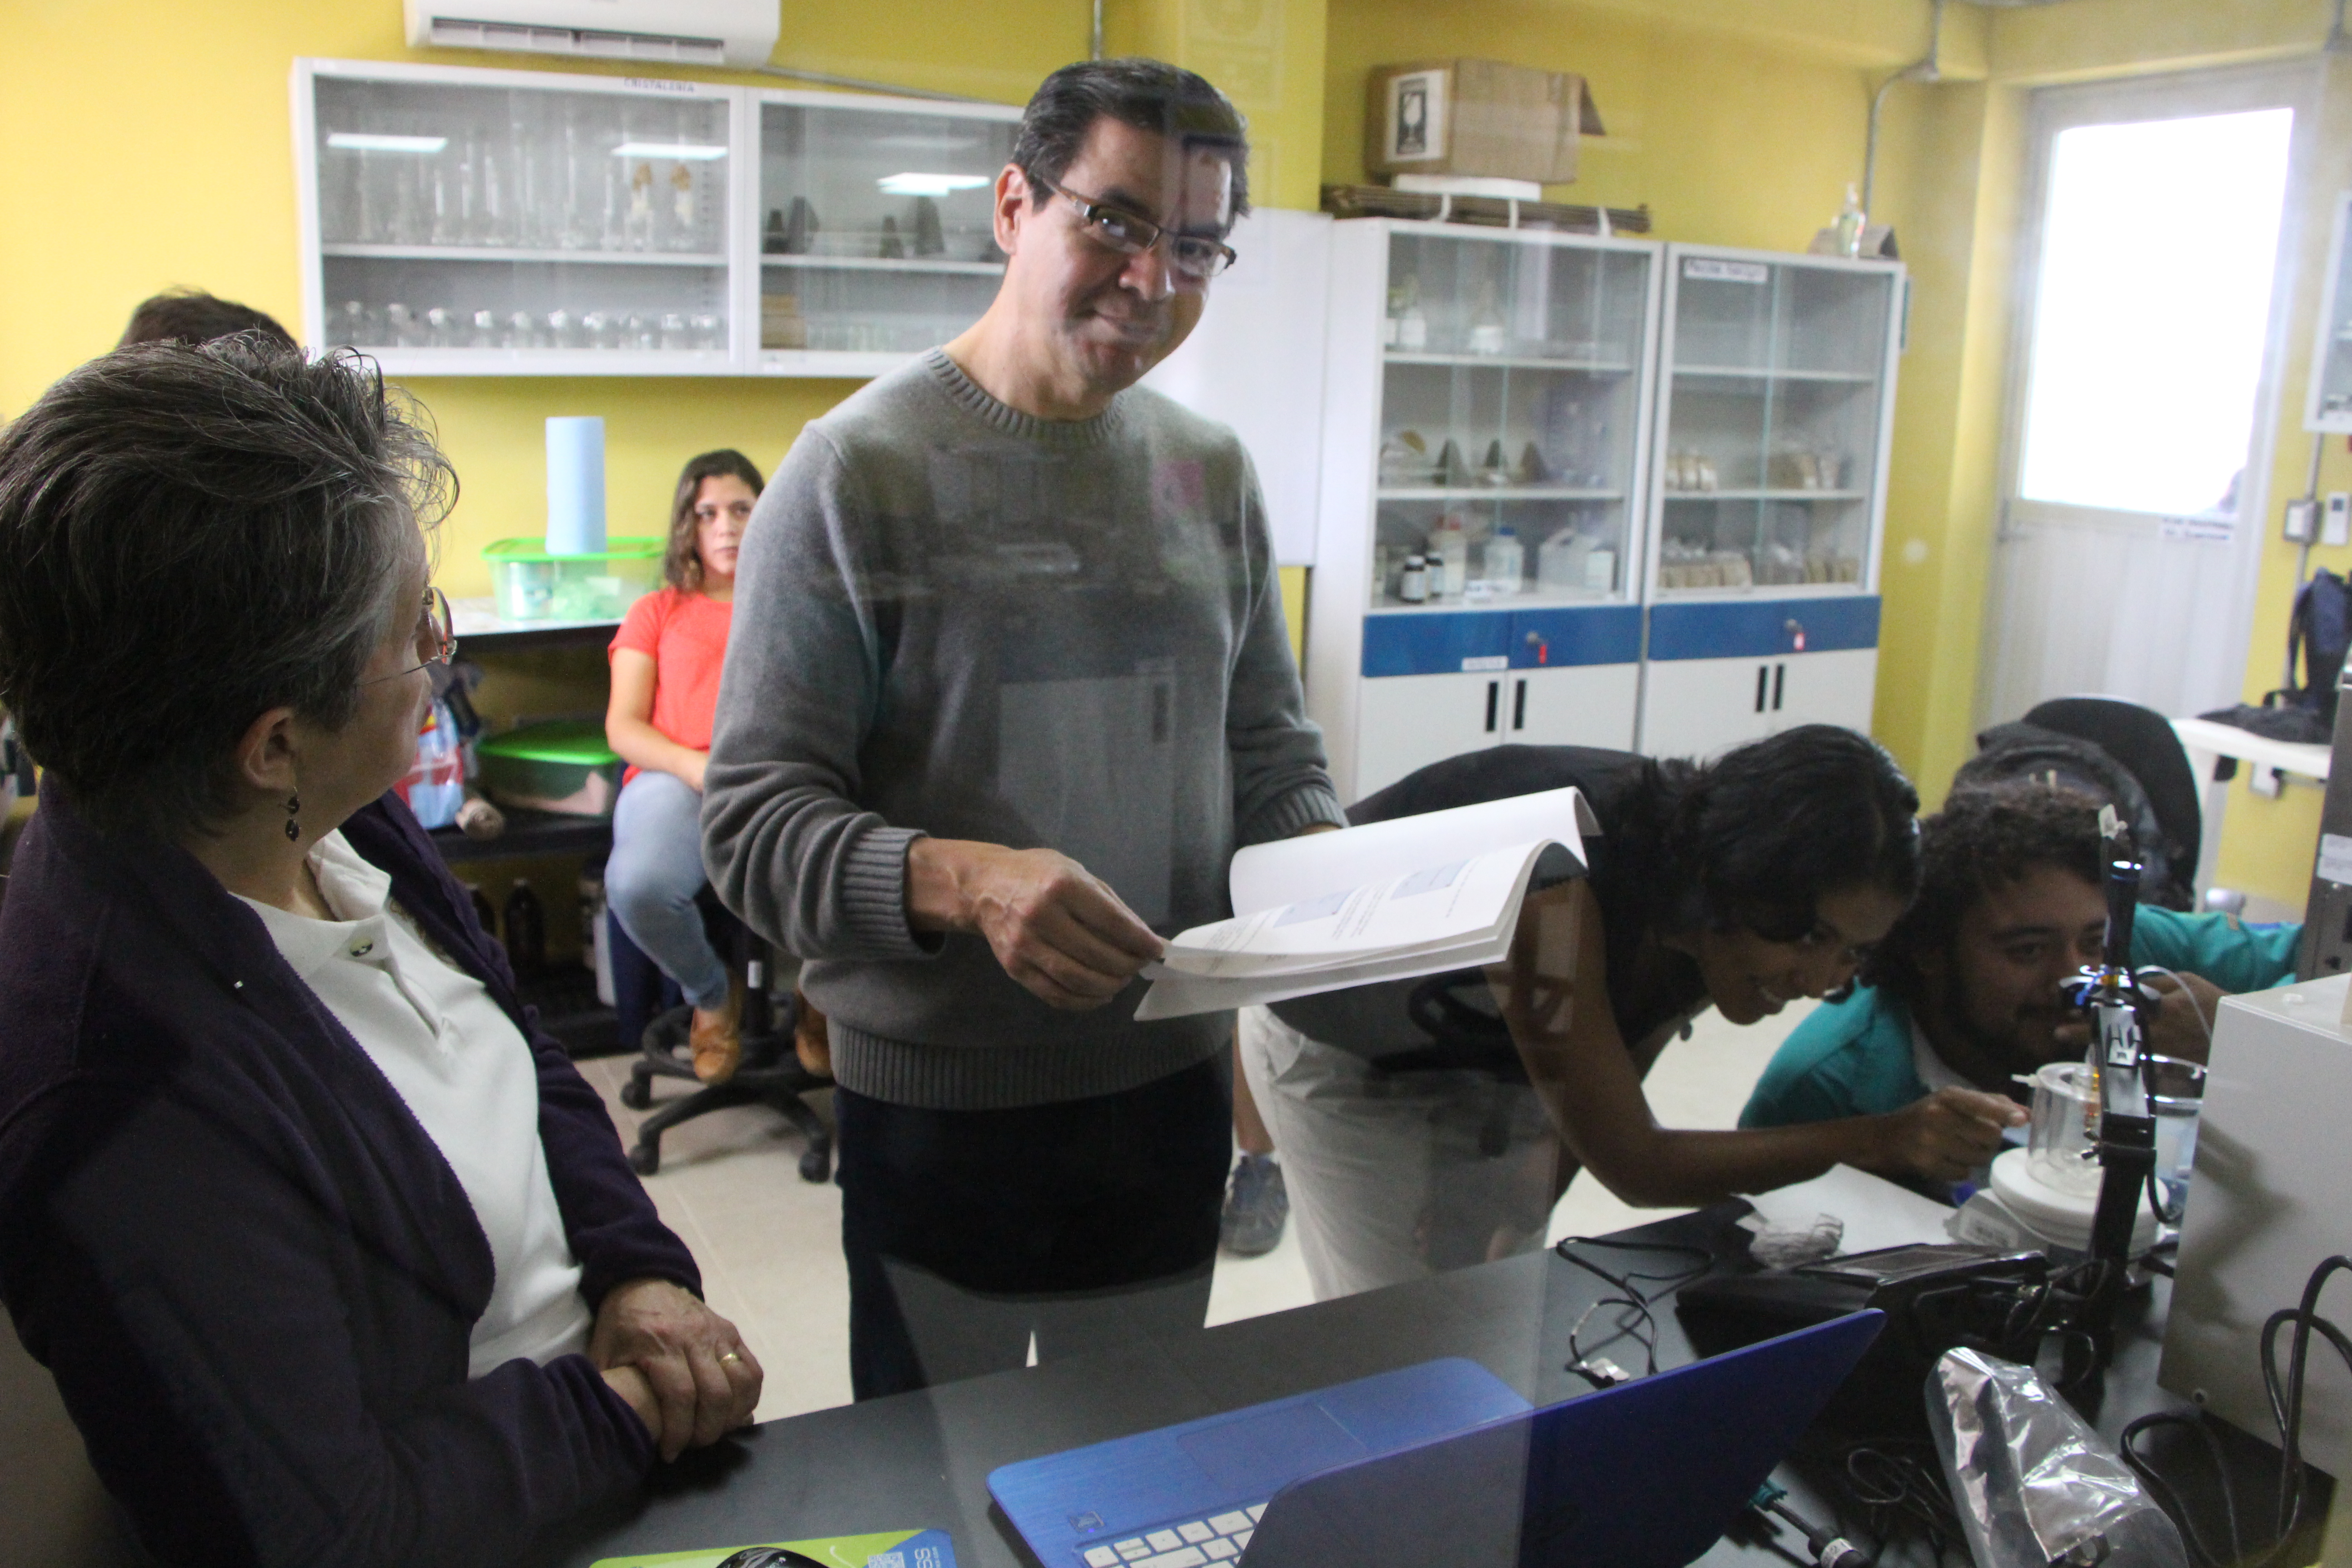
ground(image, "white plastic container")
xmin=1480 ymin=527 xmax=1524 ymax=594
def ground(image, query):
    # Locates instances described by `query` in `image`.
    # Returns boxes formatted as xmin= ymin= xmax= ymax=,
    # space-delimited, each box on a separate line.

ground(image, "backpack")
xmin=2287 ymin=567 xmax=2352 ymax=725
xmin=1953 ymin=721 xmax=2193 ymax=910
xmin=2203 ymin=569 xmax=2352 ymax=744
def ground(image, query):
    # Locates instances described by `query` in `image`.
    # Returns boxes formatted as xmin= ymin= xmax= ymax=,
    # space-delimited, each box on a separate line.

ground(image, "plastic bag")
xmin=1928 ymin=1348 xmax=2188 ymax=1567
xmin=395 ymin=693 xmax=467 ymax=830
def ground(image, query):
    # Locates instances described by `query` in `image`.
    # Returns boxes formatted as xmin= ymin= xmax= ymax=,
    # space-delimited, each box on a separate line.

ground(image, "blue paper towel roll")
xmin=545 ymin=416 xmax=606 ymax=555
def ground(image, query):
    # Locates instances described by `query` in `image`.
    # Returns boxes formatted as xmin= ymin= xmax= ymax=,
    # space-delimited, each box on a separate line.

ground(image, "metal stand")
xmin=620 ymin=954 xmax=832 ymax=1181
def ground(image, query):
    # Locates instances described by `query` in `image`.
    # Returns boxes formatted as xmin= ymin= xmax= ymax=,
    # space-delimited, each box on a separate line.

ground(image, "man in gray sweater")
xmin=703 ymin=58 xmax=1344 ymax=1399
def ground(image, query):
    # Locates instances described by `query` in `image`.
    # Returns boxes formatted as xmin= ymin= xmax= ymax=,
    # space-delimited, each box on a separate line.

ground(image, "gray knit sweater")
xmin=702 ymin=350 xmax=1345 ymax=1109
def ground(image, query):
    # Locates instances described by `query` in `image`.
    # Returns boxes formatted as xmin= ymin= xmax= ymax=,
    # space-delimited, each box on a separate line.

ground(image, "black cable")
xmin=1550 ymin=1235 xmax=1713 ymax=1384
xmin=2119 ymin=1254 xmax=2352 ymax=1568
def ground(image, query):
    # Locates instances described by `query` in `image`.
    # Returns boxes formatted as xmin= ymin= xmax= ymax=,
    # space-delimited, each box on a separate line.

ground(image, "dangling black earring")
xmin=285 ymin=793 xmax=301 ymax=843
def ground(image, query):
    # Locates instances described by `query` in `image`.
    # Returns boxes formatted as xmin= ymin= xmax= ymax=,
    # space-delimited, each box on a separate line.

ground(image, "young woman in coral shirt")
xmin=605 ymin=450 xmax=760 ymax=1083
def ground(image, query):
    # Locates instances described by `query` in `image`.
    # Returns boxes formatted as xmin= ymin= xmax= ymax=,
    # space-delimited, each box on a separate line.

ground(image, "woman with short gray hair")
xmin=0 ymin=342 xmax=761 ymax=1567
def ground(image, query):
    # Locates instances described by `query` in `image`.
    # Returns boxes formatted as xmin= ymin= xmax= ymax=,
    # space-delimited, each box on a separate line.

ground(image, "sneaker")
xmin=1220 ymin=1153 xmax=1289 ymax=1256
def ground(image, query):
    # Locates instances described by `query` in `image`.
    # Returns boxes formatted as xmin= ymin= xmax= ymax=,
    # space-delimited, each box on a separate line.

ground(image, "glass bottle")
xmin=1396 ymin=274 xmax=1428 ymax=351
xmin=1469 ymin=279 xmax=1507 ymax=356
xmin=627 ymin=159 xmax=655 ymax=251
xmin=1833 ymin=183 xmax=1867 ymax=260
xmin=1399 ymin=554 xmax=1429 ymax=603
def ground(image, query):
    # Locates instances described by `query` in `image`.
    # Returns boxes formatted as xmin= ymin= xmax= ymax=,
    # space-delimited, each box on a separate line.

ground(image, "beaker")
xmin=2026 ymin=1062 xmax=2102 ymax=1196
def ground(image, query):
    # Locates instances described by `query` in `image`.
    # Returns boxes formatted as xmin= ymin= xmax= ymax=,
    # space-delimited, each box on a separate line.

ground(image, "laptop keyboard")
xmin=1080 ymin=1502 xmax=1264 ymax=1567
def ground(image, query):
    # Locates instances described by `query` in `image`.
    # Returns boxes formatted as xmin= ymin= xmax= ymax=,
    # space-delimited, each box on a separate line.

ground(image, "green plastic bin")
xmin=483 ymin=536 xmax=664 ymax=622
xmin=476 ymin=721 xmax=623 ymax=817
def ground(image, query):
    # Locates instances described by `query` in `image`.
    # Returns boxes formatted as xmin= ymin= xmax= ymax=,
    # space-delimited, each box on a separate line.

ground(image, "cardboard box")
xmin=1364 ymin=59 xmax=1603 ymax=186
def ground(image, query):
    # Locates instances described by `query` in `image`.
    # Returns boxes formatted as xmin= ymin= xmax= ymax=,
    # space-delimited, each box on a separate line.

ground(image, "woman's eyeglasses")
xmin=1032 ymin=174 xmax=1238 ymax=284
xmin=364 ymin=586 xmax=456 ymax=684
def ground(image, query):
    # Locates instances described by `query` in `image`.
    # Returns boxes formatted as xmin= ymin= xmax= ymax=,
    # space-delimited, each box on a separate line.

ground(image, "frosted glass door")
xmin=1656 ymin=255 xmax=1894 ymax=593
xmin=1370 ymin=231 xmax=1653 ymax=610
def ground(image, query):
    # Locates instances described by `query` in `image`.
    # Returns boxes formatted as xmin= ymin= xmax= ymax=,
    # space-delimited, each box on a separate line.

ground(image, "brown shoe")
xmin=792 ymin=991 xmax=831 ymax=1079
xmin=689 ymin=976 xmax=745 ymax=1084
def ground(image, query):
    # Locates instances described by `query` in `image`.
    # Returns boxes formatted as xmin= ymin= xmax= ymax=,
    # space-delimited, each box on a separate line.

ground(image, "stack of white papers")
xmin=1135 ymin=785 xmax=1599 ymax=1020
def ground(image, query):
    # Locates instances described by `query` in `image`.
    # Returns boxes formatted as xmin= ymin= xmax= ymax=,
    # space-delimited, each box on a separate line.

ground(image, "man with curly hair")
xmin=1741 ymin=779 xmax=2298 ymax=1136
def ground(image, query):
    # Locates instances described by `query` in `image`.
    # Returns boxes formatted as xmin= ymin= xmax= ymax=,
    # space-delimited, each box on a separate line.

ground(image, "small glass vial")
xmin=1399 ymin=554 xmax=1429 ymax=603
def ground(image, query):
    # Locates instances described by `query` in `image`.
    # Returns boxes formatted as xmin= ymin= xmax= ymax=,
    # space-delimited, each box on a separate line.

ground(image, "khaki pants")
xmin=1237 ymin=1006 xmax=1560 ymax=1303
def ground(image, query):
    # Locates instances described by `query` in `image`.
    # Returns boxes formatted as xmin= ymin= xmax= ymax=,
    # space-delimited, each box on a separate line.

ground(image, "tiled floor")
xmin=575 ymin=998 xmax=1813 ymax=1425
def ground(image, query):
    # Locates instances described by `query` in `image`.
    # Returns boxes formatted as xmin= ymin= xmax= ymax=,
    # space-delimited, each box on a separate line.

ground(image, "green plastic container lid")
xmin=482 ymin=536 xmax=663 ymax=564
xmin=476 ymin=720 xmax=621 ymax=766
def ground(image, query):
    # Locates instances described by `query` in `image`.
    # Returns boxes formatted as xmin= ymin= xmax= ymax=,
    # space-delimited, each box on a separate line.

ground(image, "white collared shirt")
xmin=238 ymin=832 xmax=593 ymax=1376
xmin=1911 ymin=1019 xmax=1975 ymax=1096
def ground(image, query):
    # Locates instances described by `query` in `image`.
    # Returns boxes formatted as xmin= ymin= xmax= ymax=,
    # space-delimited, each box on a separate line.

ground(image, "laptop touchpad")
xmin=1177 ymin=1403 xmax=1370 ymax=1495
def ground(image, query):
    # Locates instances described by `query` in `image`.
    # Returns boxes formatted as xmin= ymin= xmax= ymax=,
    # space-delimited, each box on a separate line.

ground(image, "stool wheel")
xmin=628 ymin=1139 xmax=661 ymax=1176
xmin=798 ymin=1144 xmax=831 ymax=1183
xmin=619 ymin=1077 xmax=653 ymax=1111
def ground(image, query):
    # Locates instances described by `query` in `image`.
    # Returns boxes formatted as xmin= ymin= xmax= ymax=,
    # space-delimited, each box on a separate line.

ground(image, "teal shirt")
xmin=1739 ymin=909 xmax=2302 ymax=1129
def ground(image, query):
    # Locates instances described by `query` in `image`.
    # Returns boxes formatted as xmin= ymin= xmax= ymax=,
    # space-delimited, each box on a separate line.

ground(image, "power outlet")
xmin=2327 ymin=492 xmax=2351 ymax=547
xmin=2287 ymin=498 xmax=2318 ymax=542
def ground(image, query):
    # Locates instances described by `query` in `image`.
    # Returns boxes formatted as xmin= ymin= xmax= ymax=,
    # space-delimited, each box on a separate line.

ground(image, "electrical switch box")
xmin=2325 ymin=492 xmax=2350 ymax=547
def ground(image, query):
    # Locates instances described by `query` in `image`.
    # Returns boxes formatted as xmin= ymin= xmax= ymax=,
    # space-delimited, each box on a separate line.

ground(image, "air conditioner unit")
xmin=404 ymin=0 xmax=779 ymax=68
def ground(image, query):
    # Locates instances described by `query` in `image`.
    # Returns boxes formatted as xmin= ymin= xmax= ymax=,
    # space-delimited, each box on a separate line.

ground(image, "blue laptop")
xmin=990 ymin=1311 xmax=1883 ymax=1568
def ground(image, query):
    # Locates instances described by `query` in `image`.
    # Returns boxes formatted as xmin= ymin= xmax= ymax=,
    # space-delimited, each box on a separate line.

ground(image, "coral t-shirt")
xmin=609 ymin=588 xmax=732 ymax=783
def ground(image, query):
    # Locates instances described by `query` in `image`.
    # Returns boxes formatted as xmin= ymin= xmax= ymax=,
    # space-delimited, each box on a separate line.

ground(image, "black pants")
xmin=836 ymin=1058 xmax=1231 ymax=1401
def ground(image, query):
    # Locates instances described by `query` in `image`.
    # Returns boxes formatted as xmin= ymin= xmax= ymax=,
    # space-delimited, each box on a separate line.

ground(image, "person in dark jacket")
xmin=0 ymin=341 xmax=761 ymax=1568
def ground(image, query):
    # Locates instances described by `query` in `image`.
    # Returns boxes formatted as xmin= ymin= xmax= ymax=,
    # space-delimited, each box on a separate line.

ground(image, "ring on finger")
xmin=719 ymin=1350 xmax=743 ymax=1365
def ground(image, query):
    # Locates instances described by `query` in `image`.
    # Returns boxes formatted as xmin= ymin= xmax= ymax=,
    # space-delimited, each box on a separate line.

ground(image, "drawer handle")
xmin=1485 ymin=680 xmax=1500 ymax=733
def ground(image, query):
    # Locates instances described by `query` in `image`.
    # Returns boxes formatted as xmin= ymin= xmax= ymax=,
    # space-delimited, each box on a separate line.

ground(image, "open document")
xmin=1134 ymin=785 xmax=1599 ymax=1020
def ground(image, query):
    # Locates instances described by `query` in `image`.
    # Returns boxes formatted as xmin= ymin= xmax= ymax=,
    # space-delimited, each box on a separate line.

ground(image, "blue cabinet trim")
xmin=1507 ymin=606 xmax=1643 ymax=668
xmin=1645 ymin=596 xmax=1880 ymax=661
xmin=1362 ymin=605 xmax=1642 ymax=677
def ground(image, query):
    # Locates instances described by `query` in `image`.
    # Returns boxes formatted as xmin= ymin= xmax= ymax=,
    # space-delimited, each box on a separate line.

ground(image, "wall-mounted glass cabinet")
xmin=754 ymin=90 xmax=1019 ymax=377
xmin=295 ymin=59 xmax=741 ymax=375
xmin=292 ymin=60 xmax=1022 ymax=377
xmin=1645 ymin=246 xmax=1902 ymax=597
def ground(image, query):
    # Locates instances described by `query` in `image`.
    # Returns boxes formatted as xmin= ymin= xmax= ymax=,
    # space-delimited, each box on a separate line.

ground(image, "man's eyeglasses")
xmin=365 ymin=586 xmax=456 ymax=684
xmin=1033 ymin=174 xmax=1238 ymax=283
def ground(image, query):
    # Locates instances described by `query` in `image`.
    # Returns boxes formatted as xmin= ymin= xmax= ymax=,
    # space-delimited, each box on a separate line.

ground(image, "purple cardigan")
xmin=0 ymin=784 xmax=700 ymax=1567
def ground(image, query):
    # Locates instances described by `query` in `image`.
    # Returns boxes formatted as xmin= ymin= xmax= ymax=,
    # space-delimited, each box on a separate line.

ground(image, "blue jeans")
xmin=606 ymin=770 xmax=729 ymax=1010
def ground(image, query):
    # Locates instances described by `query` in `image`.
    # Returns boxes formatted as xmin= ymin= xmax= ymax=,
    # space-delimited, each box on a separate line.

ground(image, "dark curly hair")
xmin=662 ymin=448 xmax=764 ymax=592
xmin=1597 ymin=725 xmax=1921 ymax=945
xmin=1862 ymin=779 xmax=2108 ymax=1012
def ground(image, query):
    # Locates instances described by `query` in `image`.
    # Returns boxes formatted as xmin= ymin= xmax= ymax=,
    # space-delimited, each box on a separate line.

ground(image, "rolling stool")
xmin=615 ymin=905 xmax=833 ymax=1182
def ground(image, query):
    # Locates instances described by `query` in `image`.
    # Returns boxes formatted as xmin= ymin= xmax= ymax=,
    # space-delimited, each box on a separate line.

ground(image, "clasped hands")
xmin=592 ymin=1276 xmax=763 ymax=1461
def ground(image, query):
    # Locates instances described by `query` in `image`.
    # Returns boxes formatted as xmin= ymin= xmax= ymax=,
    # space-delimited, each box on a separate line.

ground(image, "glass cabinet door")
xmin=305 ymin=64 xmax=735 ymax=370
xmin=757 ymin=94 xmax=1020 ymax=368
xmin=1654 ymin=252 xmax=1897 ymax=593
xmin=1369 ymin=230 xmax=1655 ymax=610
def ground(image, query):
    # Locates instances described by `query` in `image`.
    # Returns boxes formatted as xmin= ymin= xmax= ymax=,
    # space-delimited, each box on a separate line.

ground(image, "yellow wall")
xmin=0 ymin=0 xmax=1327 ymax=606
xmin=1320 ymin=0 xmax=1882 ymax=251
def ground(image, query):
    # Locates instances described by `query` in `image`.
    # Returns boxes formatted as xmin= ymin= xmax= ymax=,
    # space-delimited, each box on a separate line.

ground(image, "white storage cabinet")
xmin=1306 ymin=219 xmax=1664 ymax=802
xmin=1635 ymin=245 xmax=1902 ymax=757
